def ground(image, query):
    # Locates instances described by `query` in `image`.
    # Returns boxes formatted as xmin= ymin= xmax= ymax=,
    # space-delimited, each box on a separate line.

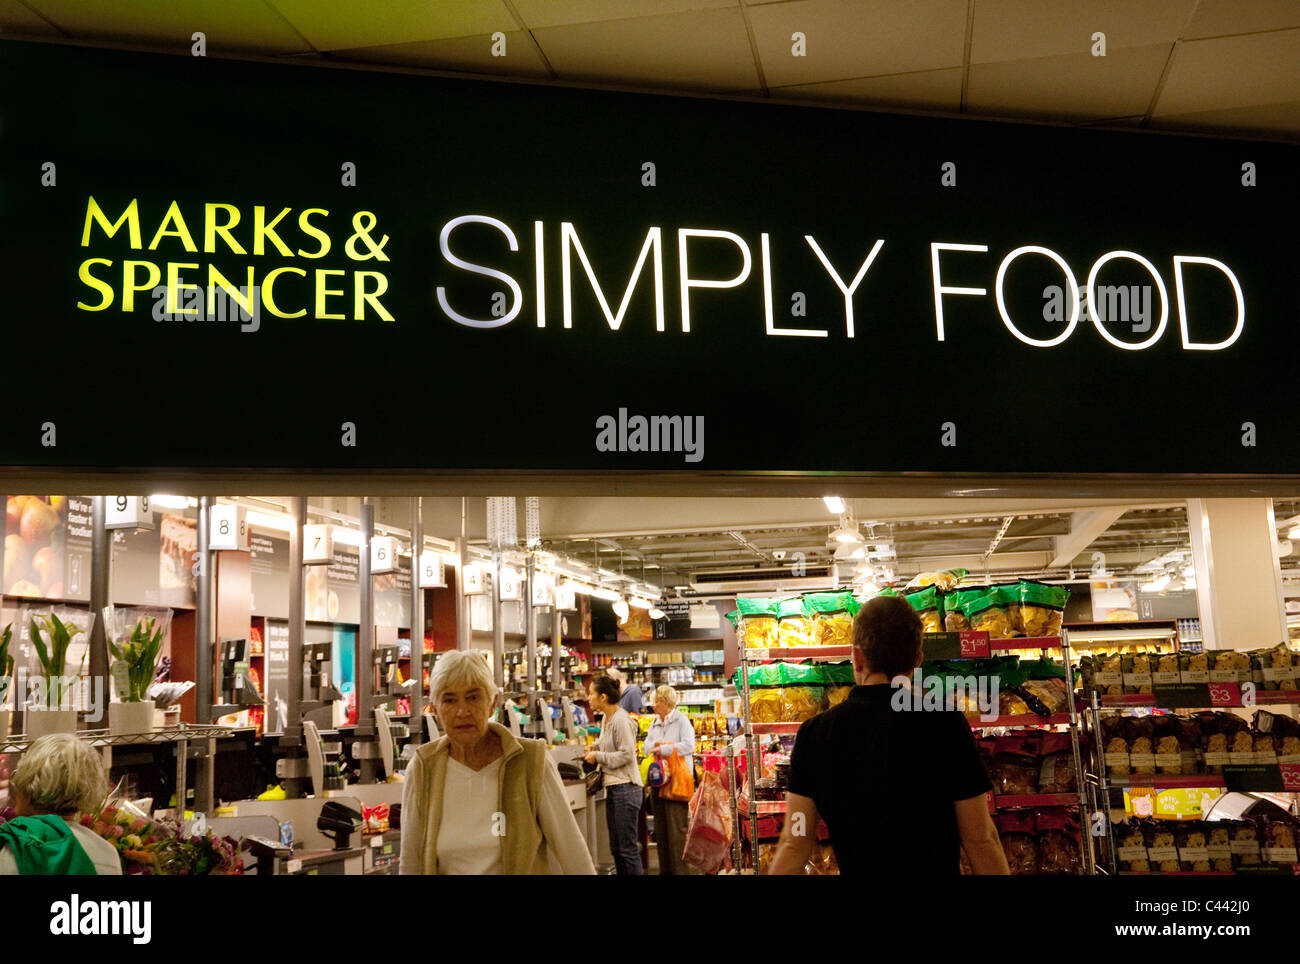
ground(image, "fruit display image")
xmin=4 ymin=496 xmax=67 ymax=599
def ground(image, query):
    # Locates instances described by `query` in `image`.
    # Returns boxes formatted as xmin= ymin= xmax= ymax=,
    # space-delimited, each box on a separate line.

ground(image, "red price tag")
xmin=1207 ymin=682 xmax=1241 ymax=706
xmin=1280 ymin=764 xmax=1300 ymax=791
xmin=958 ymin=632 xmax=991 ymax=658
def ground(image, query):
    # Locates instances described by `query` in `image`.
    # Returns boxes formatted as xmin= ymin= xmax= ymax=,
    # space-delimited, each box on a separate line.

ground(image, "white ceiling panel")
xmin=534 ymin=7 xmax=761 ymax=91
xmin=0 ymin=0 xmax=60 ymax=35
xmin=1184 ymin=0 xmax=1300 ymax=40
xmin=775 ymin=66 xmax=963 ymax=110
xmin=331 ymin=31 xmax=549 ymax=78
xmin=1153 ymin=101 xmax=1300 ymax=136
xmin=970 ymin=0 xmax=1194 ymax=64
xmin=268 ymin=0 xmax=514 ymax=51
xmin=968 ymin=44 xmax=1171 ymax=121
xmin=748 ymin=0 xmax=967 ymax=87
xmin=1154 ymin=29 xmax=1300 ymax=116
xmin=24 ymin=0 xmax=312 ymax=53
xmin=512 ymin=0 xmax=735 ymax=30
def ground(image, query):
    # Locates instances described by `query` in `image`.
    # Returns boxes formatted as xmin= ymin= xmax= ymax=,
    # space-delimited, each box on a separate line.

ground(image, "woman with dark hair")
xmin=585 ymin=673 xmax=643 ymax=875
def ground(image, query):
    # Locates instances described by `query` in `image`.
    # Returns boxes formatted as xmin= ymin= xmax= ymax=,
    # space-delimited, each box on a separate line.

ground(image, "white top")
xmin=436 ymin=757 xmax=506 ymax=875
xmin=0 ymin=818 xmax=124 ymax=876
xmin=431 ymin=752 xmax=596 ymax=875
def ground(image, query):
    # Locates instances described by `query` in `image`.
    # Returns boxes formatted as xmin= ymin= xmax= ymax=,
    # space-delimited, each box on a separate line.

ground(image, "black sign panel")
xmin=1 ymin=41 xmax=1297 ymax=473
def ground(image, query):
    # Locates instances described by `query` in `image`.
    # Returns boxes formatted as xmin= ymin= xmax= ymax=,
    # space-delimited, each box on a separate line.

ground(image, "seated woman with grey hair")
xmin=0 ymin=733 xmax=122 ymax=875
xmin=400 ymin=650 xmax=595 ymax=875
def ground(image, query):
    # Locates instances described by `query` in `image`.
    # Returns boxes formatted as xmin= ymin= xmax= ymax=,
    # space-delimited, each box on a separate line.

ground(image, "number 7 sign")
xmin=304 ymin=524 xmax=333 ymax=565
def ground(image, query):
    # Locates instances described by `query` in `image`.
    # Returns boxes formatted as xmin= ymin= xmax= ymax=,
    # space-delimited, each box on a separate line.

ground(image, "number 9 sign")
xmin=106 ymin=495 xmax=154 ymax=530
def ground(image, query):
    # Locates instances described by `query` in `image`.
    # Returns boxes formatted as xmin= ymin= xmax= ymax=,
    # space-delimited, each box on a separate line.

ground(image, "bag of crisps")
xmin=776 ymin=597 xmax=814 ymax=648
xmin=963 ymin=592 xmax=1014 ymax=639
xmin=902 ymin=586 xmax=943 ymax=634
xmin=733 ymin=596 xmax=779 ymax=649
xmin=1016 ymin=580 xmax=1070 ymax=639
xmin=803 ymin=590 xmax=857 ymax=647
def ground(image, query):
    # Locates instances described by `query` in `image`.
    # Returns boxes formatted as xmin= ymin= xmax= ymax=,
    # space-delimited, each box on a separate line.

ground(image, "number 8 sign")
xmin=209 ymin=504 xmax=248 ymax=551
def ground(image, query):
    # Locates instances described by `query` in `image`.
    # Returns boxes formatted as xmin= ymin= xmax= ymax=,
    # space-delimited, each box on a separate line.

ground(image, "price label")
xmin=746 ymin=648 xmax=769 ymax=662
xmin=304 ymin=524 xmax=332 ymax=565
xmin=370 ymin=535 xmax=398 ymax=574
xmin=369 ymin=835 xmax=382 ymax=849
xmin=1208 ymin=682 xmax=1241 ymax=706
xmin=418 ymin=551 xmax=446 ymax=588
xmin=208 ymin=504 xmax=248 ymax=551
xmin=106 ymin=495 xmax=154 ymax=530
xmin=959 ymin=632 xmax=991 ymax=658
xmin=286 ymin=858 xmax=302 ymax=874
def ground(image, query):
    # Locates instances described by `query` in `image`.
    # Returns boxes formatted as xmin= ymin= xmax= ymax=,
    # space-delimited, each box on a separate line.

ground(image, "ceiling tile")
xmin=1150 ymin=101 xmax=1300 ymax=137
xmin=0 ymin=0 xmax=61 ymax=35
xmin=24 ymin=0 xmax=312 ymax=53
xmin=1184 ymin=0 xmax=1300 ymax=40
xmin=967 ymin=44 xmax=1171 ymax=121
xmin=534 ymin=8 xmax=760 ymax=91
xmin=267 ymin=0 xmax=514 ymax=51
xmin=774 ymin=67 xmax=962 ymax=111
xmin=331 ymin=30 xmax=549 ymax=78
xmin=970 ymin=0 xmax=1194 ymax=64
xmin=748 ymin=0 xmax=967 ymax=87
xmin=512 ymin=0 xmax=733 ymax=30
xmin=1154 ymin=29 xmax=1300 ymax=115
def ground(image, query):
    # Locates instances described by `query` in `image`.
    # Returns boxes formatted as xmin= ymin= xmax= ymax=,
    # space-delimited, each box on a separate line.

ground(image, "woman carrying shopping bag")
xmin=643 ymin=685 xmax=698 ymax=874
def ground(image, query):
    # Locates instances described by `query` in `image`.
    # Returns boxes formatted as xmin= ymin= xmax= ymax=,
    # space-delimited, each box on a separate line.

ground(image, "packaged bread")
xmin=1101 ymin=716 xmax=1130 ymax=777
xmin=1116 ymin=823 xmax=1150 ymax=873
xmin=1206 ymin=824 xmax=1233 ymax=872
xmin=1037 ymin=809 xmax=1082 ymax=875
xmin=1095 ymin=652 xmax=1124 ymax=696
xmin=1179 ymin=651 xmax=1209 ymax=684
xmin=1037 ymin=732 xmax=1078 ymax=793
xmin=902 ymin=585 xmax=943 ymax=634
xmin=1230 ymin=821 xmax=1261 ymax=867
xmin=1147 ymin=823 xmax=1180 ymax=874
xmin=1122 ymin=653 xmax=1154 ymax=694
xmin=1252 ymin=643 xmax=1298 ymax=691
xmin=1015 ymin=580 xmax=1069 ymax=638
xmin=775 ymin=597 xmax=814 ymax=648
xmin=991 ymin=733 xmax=1040 ymax=796
xmin=1152 ymin=653 xmax=1181 ymax=685
xmin=995 ymin=812 xmax=1039 ymax=875
xmin=1175 ymin=821 xmax=1212 ymax=872
xmin=1209 ymin=650 xmax=1251 ymax=683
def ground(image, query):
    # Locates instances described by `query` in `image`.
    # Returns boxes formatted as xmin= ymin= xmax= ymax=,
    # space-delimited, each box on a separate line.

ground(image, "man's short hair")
xmin=852 ymin=595 xmax=923 ymax=679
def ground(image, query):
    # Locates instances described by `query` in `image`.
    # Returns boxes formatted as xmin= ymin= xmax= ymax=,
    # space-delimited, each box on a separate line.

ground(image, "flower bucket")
xmin=25 ymin=707 xmax=78 ymax=738
xmin=109 ymin=699 xmax=156 ymax=736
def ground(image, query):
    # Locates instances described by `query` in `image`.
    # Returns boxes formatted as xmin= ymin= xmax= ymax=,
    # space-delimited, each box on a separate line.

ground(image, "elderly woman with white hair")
xmin=400 ymin=650 xmax=594 ymax=875
xmin=0 ymin=733 xmax=121 ymax=875
xmin=643 ymin=684 xmax=698 ymax=875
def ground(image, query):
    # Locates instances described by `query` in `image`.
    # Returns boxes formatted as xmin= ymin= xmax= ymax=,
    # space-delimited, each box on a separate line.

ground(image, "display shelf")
xmin=989 ymin=636 xmax=1065 ymax=652
xmin=742 ymin=646 xmax=851 ymax=661
xmin=969 ymin=713 xmax=1074 ymax=728
xmin=751 ymin=722 xmax=806 ymax=735
xmin=993 ymin=792 xmax=1082 ymax=809
xmin=1097 ymin=690 xmax=1300 ymax=708
xmin=0 ymin=723 xmax=233 ymax=755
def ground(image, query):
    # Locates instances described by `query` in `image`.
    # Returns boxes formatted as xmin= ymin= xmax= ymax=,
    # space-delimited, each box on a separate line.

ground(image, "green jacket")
xmin=0 ymin=815 xmax=99 ymax=875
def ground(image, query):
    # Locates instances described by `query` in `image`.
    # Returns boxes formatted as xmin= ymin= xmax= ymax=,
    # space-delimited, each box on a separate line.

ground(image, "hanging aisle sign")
xmin=0 ymin=39 xmax=1296 ymax=475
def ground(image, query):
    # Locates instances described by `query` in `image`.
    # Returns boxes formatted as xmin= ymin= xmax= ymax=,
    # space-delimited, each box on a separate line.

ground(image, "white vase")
xmin=25 ymin=708 xmax=78 ymax=738
xmin=109 ymin=700 xmax=156 ymax=736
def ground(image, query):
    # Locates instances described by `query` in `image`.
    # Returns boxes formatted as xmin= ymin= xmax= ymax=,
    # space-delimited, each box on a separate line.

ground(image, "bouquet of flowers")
xmin=82 ymin=780 xmax=242 ymax=875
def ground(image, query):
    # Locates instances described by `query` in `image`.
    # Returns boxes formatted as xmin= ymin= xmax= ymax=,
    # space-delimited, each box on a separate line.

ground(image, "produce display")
xmin=4 ymin=495 xmax=67 ymax=599
xmin=1099 ymin=710 xmax=1300 ymax=778
xmin=1114 ymin=816 xmax=1299 ymax=873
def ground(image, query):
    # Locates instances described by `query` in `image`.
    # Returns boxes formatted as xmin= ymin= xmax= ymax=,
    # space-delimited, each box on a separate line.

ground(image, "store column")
xmin=1187 ymin=499 xmax=1288 ymax=652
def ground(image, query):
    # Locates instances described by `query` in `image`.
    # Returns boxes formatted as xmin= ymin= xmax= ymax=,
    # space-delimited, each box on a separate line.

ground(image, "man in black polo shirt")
xmin=769 ymin=595 xmax=1009 ymax=875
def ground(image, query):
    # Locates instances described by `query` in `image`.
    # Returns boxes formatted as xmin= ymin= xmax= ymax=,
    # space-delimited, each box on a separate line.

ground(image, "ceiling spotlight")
xmin=823 ymin=496 xmax=845 ymax=514
xmin=612 ymin=598 xmax=630 ymax=622
xmin=1288 ymin=525 xmax=1300 ymax=541
xmin=830 ymin=521 xmax=861 ymax=544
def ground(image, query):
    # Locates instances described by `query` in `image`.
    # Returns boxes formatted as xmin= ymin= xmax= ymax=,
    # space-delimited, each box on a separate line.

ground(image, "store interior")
xmin=0 ymin=491 xmax=1297 ymax=875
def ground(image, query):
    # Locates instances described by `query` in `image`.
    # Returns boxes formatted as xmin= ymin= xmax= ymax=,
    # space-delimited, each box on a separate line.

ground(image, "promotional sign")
xmin=0 ymin=41 xmax=1297 ymax=473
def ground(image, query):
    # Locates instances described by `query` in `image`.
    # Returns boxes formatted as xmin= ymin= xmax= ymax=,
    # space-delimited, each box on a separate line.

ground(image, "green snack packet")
xmin=735 ymin=597 xmax=780 ymax=617
xmin=902 ymin=586 xmax=942 ymax=633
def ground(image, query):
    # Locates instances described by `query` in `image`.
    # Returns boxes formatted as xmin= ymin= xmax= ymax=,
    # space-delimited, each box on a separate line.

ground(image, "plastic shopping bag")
xmin=661 ymin=748 xmax=695 ymax=802
xmin=682 ymin=770 xmax=732 ymax=874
